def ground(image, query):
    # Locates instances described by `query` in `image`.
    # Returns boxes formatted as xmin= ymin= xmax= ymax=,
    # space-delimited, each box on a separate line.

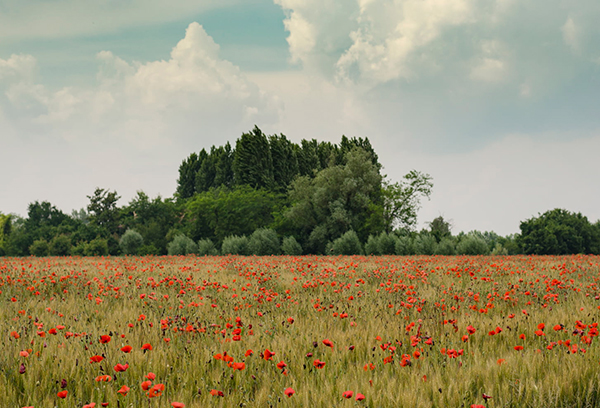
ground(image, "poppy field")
xmin=3 ymin=255 xmax=600 ymax=407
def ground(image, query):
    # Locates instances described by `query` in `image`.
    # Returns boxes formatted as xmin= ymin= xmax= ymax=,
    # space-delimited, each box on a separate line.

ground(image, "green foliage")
xmin=428 ymin=216 xmax=452 ymax=242
xmin=221 ymin=235 xmax=250 ymax=255
xmin=518 ymin=209 xmax=600 ymax=255
xmin=365 ymin=232 xmax=398 ymax=255
xmin=49 ymin=235 xmax=71 ymax=256
xmin=270 ymin=134 xmax=299 ymax=192
xmin=29 ymin=239 xmax=49 ymax=256
xmin=176 ymin=150 xmax=204 ymax=200
xmin=395 ymin=235 xmax=414 ymax=255
xmin=281 ymin=236 xmax=303 ymax=255
xmin=197 ymin=239 xmax=219 ymax=256
xmin=456 ymin=234 xmax=490 ymax=255
xmin=85 ymin=238 xmax=109 ymax=256
xmin=233 ymin=126 xmax=274 ymax=189
xmin=87 ymin=188 xmax=121 ymax=235
xmin=0 ymin=212 xmax=11 ymax=255
xmin=328 ymin=230 xmax=363 ymax=255
xmin=167 ymin=234 xmax=198 ymax=255
xmin=434 ymin=238 xmax=456 ymax=255
xmin=186 ymin=186 xmax=282 ymax=244
xmin=119 ymin=229 xmax=144 ymax=255
xmin=248 ymin=228 xmax=280 ymax=255
xmin=414 ymin=233 xmax=437 ymax=255
xmin=285 ymin=148 xmax=383 ymax=253
xmin=382 ymin=171 xmax=433 ymax=233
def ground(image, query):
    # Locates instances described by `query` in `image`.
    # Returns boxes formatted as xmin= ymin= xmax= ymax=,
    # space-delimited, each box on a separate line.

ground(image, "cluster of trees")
xmin=1 ymin=127 xmax=599 ymax=257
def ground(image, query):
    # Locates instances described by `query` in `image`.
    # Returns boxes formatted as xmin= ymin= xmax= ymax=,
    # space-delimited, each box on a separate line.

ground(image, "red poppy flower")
xmin=313 ymin=359 xmax=326 ymax=369
xmin=514 ymin=346 xmax=524 ymax=351
xmin=146 ymin=372 xmax=156 ymax=380
xmin=245 ymin=349 xmax=253 ymax=357
xmin=263 ymin=349 xmax=275 ymax=360
xmin=323 ymin=339 xmax=333 ymax=348
xmin=171 ymin=403 xmax=185 ymax=408
xmin=100 ymin=335 xmax=111 ymax=344
xmin=343 ymin=391 xmax=353 ymax=399
xmin=114 ymin=363 xmax=129 ymax=372
xmin=117 ymin=385 xmax=130 ymax=396
xmin=277 ymin=361 xmax=287 ymax=370
xmin=90 ymin=355 xmax=104 ymax=363
xmin=210 ymin=389 xmax=224 ymax=397
xmin=466 ymin=325 xmax=476 ymax=334
xmin=284 ymin=387 xmax=295 ymax=397
xmin=232 ymin=362 xmax=246 ymax=371
xmin=141 ymin=380 xmax=152 ymax=391
xmin=57 ymin=390 xmax=68 ymax=398
xmin=121 ymin=345 xmax=132 ymax=353
xmin=142 ymin=343 xmax=153 ymax=351
xmin=356 ymin=393 xmax=365 ymax=401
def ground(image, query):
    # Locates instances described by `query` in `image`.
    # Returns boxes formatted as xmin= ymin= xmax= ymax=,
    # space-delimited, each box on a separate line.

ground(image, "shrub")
xmin=414 ymin=233 xmax=437 ymax=255
xmin=30 ymin=239 xmax=49 ymax=257
xmin=364 ymin=235 xmax=380 ymax=255
xmin=491 ymin=243 xmax=509 ymax=255
xmin=198 ymin=239 xmax=219 ymax=256
xmin=281 ymin=236 xmax=303 ymax=255
xmin=377 ymin=232 xmax=398 ymax=255
xmin=49 ymin=235 xmax=71 ymax=256
xmin=138 ymin=244 xmax=159 ymax=255
xmin=85 ymin=238 xmax=109 ymax=256
xmin=221 ymin=235 xmax=250 ymax=255
xmin=71 ymin=242 xmax=87 ymax=256
xmin=395 ymin=236 xmax=414 ymax=255
xmin=328 ymin=230 xmax=363 ymax=255
xmin=457 ymin=235 xmax=490 ymax=255
xmin=434 ymin=238 xmax=456 ymax=255
xmin=120 ymin=229 xmax=144 ymax=255
xmin=248 ymin=228 xmax=280 ymax=255
xmin=167 ymin=234 xmax=198 ymax=255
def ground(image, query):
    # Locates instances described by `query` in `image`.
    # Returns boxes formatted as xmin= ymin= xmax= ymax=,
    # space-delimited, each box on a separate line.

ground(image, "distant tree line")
xmin=0 ymin=127 xmax=598 ymax=257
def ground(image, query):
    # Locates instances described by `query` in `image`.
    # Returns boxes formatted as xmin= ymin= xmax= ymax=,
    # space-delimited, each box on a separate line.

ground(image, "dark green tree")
xmin=87 ymin=188 xmax=121 ymax=236
xmin=296 ymin=139 xmax=321 ymax=177
xmin=233 ymin=126 xmax=274 ymax=189
xmin=428 ymin=216 xmax=452 ymax=242
xmin=176 ymin=149 xmax=206 ymax=199
xmin=382 ymin=170 xmax=433 ymax=233
xmin=518 ymin=209 xmax=600 ymax=255
xmin=269 ymin=134 xmax=299 ymax=192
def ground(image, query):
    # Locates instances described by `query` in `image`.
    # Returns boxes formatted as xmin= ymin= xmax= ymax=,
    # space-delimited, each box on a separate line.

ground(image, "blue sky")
xmin=2 ymin=0 xmax=600 ymax=235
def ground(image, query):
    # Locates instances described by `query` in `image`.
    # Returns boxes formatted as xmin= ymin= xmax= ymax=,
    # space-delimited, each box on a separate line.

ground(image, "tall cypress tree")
xmin=233 ymin=126 xmax=274 ymax=189
xmin=269 ymin=134 xmax=299 ymax=192
xmin=214 ymin=142 xmax=234 ymax=188
xmin=176 ymin=150 xmax=204 ymax=200
xmin=297 ymin=139 xmax=321 ymax=177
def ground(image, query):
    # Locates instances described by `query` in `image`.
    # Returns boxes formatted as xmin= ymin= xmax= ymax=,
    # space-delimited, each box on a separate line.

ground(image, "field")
xmin=2 ymin=255 xmax=600 ymax=408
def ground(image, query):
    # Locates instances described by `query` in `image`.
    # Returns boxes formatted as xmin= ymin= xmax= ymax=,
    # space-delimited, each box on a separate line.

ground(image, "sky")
xmin=1 ymin=0 xmax=599 ymax=236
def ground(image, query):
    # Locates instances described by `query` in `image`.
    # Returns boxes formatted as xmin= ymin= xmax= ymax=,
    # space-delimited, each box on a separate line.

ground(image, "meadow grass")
xmin=1 ymin=254 xmax=600 ymax=407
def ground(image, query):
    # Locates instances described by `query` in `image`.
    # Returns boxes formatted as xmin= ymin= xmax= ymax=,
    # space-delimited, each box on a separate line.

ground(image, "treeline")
xmin=1 ymin=127 xmax=599 ymax=257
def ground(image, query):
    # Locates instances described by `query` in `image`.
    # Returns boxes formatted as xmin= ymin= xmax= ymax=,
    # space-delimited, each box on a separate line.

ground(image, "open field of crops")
xmin=2 ymin=255 xmax=600 ymax=407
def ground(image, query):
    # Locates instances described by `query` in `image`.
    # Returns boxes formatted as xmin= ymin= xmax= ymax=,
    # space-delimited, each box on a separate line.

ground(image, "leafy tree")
xmin=49 ymin=235 xmax=71 ymax=256
xmin=0 ymin=212 xmax=11 ymax=255
xmin=30 ymin=239 xmax=49 ymax=256
xmin=87 ymin=188 xmax=121 ymax=236
xmin=395 ymin=235 xmax=414 ymax=255
xmin=456 ymin=233 xmax=490 ymax=255
xmin=281 ymin=236 xmax=303 ymax=255
xmin=185 ymin=186 xmax=283 ymax=245
xmin=119 ymin=229 xmax=144 ymax=255
xmin=85 ymin=238 xmax=109 ymax=256
xmin=434 ymin=238 xmax=456 ymax=255
xmin=248 ymin=228 xmax=280 ymax=255
xmin=518 ymin=209 xmax=600 ymax=254
xmin=364 ymin=232 xmax=397 ymax=255
xmin=233 ymin=126 xmax=274 ymax=189
xmin=428 ymin=216 xmax=452 ymax=243
xmin=296 ymin=139 xmax=321 ymax=177
xmin=214 ymin=142 xmax=234 ymax=188
xmin=285 ymin=148 xmax=383 ymax=253
xmin=382 ymin=171 xmax=433 ymax=233
xmin=176 ymin=150 xmax=206 ymax=199
xmin=167 ymin=234 xmax=198 ymax=255
xmin=414 ymin=233 xmax=437 ymax=255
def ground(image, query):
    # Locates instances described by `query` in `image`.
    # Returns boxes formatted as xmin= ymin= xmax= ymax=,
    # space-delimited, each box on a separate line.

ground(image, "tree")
xmin=233 ymin=126 xmax=274 ymax=189
xmin=518 ymin=209 xmax=600 ymax=255
xmin=285 ymin=148 xmax=383 ymax=253
xmin=0 ymin=212 xmax=11 ymax=255
xmin=382 ymin=170 xmax=433 ymax=233
xmin=176 ymin=150 xmax=206 ymax=199
xmin=119 ymin=229 xmax=144 ymax=255
xmin=269 ymin=134 xmax=299 ymax=192
xmin=428 ymin=216 xmax=452 ymax=242
xmin=87 ymin=188 xmax=121 ymax=235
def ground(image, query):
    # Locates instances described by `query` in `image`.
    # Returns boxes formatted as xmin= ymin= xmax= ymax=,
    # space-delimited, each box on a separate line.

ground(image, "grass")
xmin=1 ymin=254 xmax=600 ymax=407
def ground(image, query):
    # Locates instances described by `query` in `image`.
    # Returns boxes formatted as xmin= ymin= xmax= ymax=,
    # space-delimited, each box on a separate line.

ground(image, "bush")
xmin=414 ymin=233 xmax=437 ymax=255
xmin=395 ymin=236 xmax=414 ymax=255
xmin=138 ymin=244 xmax=159 ymax=255
xmin=434 ymin=238 xmax=456 ymax=255
xmin=377 ymin=232 xmax=398 ymax=255
xmin=248 ymin=228 xmax=280 ymax=255
xmin=120 ymin=229 xmax=144 ymax=255
xmin=167 ymin=234 xmax=198 ymax=255
xmin=364 ymin=235 xmax=380 ymax=255
xmin=221 ymin=235 xmax=250 ymax=255
xmin=198 ymin=239 xmax=219 ymax=256
xmin=49 ymin=235 xmax=71 ymax=256
xmin=491 ymin=243 xmax=509 ymax=255
xmin=85 ymin=238 xmax=109 ymax=256
xmin=281 ymin=236 xmax=303 ymax=255
xmin=30 ymin=239 xmax=49 ymax=257
xmin=456 ymin=235 xmax=490 ymax=255
xmin=71 ymin=242 xmax=87 ymax=256
xmin=328 ymin=230 xmax=363 ymax=255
